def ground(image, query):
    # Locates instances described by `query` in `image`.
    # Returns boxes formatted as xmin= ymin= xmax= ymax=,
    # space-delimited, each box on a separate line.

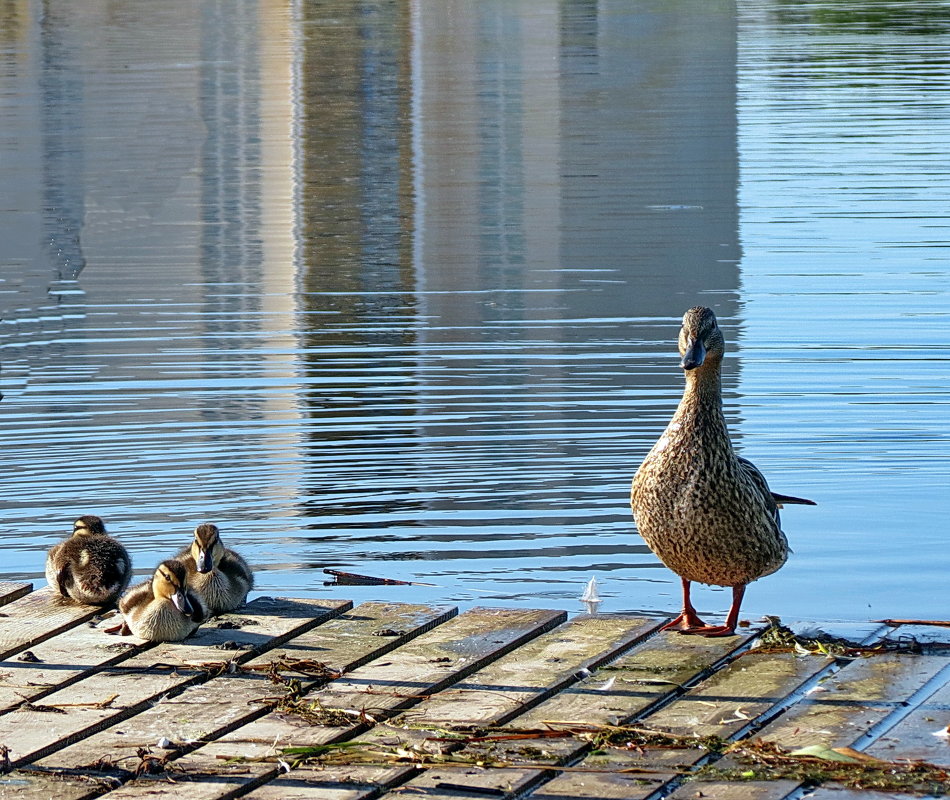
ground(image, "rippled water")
xmin=1 ymin=1 xmax=948 ymax=623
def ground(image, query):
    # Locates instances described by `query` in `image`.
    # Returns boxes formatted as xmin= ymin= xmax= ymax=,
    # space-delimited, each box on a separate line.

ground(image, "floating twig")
xmin=323 ymin=569 xmax=437 ymax=587
xmin=875 ymin=618 xmax=950 ymax=628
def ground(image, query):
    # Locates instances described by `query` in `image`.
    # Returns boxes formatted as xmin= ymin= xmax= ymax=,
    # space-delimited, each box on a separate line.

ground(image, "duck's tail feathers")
xmin=771 ymin=492 xmax=816 ymax=507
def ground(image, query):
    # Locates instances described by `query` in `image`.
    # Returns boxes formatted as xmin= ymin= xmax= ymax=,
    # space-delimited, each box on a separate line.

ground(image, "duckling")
xmin=45 ymin=515 xmax=132 ymax=606
xmin=176 ymin=523 xmax=253 ymax=616
xmin=118 ymin=559 xmax=205 ymax=641
xmin=631 ymin=307 xmax=815 ymax=636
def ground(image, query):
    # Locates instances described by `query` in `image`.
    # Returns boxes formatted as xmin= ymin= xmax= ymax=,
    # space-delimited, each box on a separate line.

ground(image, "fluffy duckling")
xmin=118 ymin=559 xmax=205 ymax=641
xmin=631 ymin=307 xmax=815 ymax=636
xmin=176 ymin=523 xmax=253 ymax=616
xmin=45 ymin=515 xmax=132 ymax=606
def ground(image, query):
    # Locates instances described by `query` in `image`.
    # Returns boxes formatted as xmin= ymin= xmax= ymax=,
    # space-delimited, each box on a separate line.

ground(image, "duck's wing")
xmin=56 ymin=563 xmax=73 ymax=597
xmin=118 ymin=578 xmax=153 ymax=616
xmin=89 ymin=538 xmax=132 ymax=591
xmin=221 ymin=549 xmax=254 ymax=588
xmin=736 ymin=455 xmax=781 ymax=524
xmin=737 ymin=455 xmax=816 ymax=513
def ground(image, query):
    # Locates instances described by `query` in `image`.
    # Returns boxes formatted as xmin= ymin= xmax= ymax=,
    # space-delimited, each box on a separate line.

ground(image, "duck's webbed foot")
xmin=675 ymin=584 xmax=746 ymax=638
xmin=103 ymin=621 xmax=131 ymax=635
xmin=659 ymin=578 xmax=710 ymax=631
xmin=661 ymin=580 xmax=745 ymax=637
xmin=659 ymin=609 xmax=708 ymax=632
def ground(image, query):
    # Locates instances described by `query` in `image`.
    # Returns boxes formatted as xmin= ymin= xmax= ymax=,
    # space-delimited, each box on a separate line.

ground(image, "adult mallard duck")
xmin=118 ymin=559 xmax=205 ymax=641
xmin=631 ymin=306 xmax=815 ymax=636
xmin=45 ymin=515 xmax=132 ymax=606
xmin=176 ymin=523 xmax=253 ymax=616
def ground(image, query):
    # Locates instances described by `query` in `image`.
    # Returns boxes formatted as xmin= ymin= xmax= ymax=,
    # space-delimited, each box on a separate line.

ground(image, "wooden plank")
xmin=742 ymin=653 xmax=950 ymax=753
xmin=99 ymin=607 xmax=566 ymax=799
xmin=885 ymin=622 xmax=950 ymax=648
xmin=242 ymin=766 xmax=412 ymax=800
xmin=513 ymin=626 xmax=758 ymax=729
xmin=687 ymin=654 xmax=950 ymax=800
xmin=646 ymin=779 xmax=800 ymax=800
xmin=865 ymin=672 xmax=950 ymax=766
xmin=0 ymin=769 xmax=115 ymax=800
xmin=0 ymin=582 xmax=32 ymax=607
xmin=0 ymin=614 xmax=149 ymax=715
xmin=36 ymin=602 xmax=456 ymax=773
xmin=531 ymin=649 xmax=835 ymax=800
xmin=790 ymin=789 xmax=909 ymax=800
xmin=392 ymin=614 xmax=664 ymax=727
xmin=381 ymin=628 xmax=756 ymax=800
xmin=0 ymin=597 xmax=350 ymax=769
xmin=0 ymin=587 xmax=102 ymax=661
xmin=248 ymin=616 xmax=664 ymax=800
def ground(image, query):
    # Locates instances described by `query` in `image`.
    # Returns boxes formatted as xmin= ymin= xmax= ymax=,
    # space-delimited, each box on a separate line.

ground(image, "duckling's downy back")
xmin=45 ymin=516 xmax=132 ymax=606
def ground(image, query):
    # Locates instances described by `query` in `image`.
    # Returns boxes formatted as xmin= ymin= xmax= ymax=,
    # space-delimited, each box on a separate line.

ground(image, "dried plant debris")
xmin=207 ymin=719 xmax=949 ymax=796
xmin=18 ymin=701 xmax=68 ymax=714
xmin=273 ymin=697 xmax=368 ymax=727
xmin=242 ymin=656 xmax=341 ymax=682
xmin=696 ymin=739 xmax=950 ymax=795
xmin=750 ymin=618 xmax=923 ymax=657
xmin=132 ymin=746 xmax=183 ymax=777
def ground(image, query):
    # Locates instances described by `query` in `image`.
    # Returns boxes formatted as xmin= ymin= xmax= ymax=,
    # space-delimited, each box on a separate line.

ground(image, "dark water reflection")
xmin=1 ymin=1 xmax=948 ymax=623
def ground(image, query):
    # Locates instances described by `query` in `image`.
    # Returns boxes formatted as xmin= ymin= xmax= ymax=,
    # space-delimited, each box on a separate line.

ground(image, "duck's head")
xmin=678 ymin=306 xmax=724 ymax=371
xmin=153 ymin=560 xmax=196 ymax=616
xmin=72 ymin=515 xmax=107 ymax=537
xmin=191 ymin=523 xmax=225 ymax=574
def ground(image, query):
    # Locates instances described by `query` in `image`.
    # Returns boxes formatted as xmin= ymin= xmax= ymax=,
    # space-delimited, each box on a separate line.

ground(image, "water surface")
xmin=1 ymin=0 xmax=948 ymax=623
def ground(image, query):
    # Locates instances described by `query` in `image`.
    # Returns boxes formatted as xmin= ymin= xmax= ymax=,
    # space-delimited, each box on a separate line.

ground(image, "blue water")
xmin=1 ymin=0 xmax=948 ymax=624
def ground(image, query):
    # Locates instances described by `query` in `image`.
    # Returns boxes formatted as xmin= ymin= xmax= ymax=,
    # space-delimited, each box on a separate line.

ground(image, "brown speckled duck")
xmin=45 ymin=515 xmax=132 ymax=606
xmin=631 ymin=306 xmax=815 ymax=636
xmin=176 ymin=523 xmax=253 ymax=616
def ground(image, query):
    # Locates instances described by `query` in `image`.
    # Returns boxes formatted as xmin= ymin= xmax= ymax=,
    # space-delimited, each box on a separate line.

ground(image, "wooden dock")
xmin=0 ymin=582 xmax=947 ymax=799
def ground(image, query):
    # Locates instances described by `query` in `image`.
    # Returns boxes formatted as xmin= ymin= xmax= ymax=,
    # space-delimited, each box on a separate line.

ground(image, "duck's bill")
xmin=681 ymin=337 xmax=706 ymax=370
xmin=197 ymin=550 xmax=214 ymax=573
xmin=172 ymin=590 xmax=195 ymax=616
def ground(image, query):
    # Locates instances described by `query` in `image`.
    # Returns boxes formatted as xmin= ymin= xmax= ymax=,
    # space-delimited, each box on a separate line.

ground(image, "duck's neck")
xmin=673 ymin=363 xmax=730 ymax=439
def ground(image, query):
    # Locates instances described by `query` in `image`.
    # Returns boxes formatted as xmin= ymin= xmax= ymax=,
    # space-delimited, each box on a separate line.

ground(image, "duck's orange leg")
xmin=660 ymin=578 xmax=708 ymax=631
xmin=678 ymin=584 xmax=745 ymax=637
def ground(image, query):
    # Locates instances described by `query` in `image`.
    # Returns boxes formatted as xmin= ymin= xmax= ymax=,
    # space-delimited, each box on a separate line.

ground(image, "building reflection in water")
xmin=294 ymin=0 xmax=740 ymax=568
xmin=0 ymin=0 xmax=739 ymax=587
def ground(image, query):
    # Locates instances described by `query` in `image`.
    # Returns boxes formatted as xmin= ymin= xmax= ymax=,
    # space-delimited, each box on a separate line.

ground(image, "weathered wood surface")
xmin=526 ymin=648 xmax=837 ymax=800
xmin=0 ymin=614 xmax=146 ymax=715
xmin=743 ymin=652 xmax=950 ymax=752
xmin=0 ymin=596 xmax=350 ymax=768
xmin=866 ymin=673 xmax=950 ymax=765
xmin=387 ymin=624 xmax=760 ymax=800
xmin=0 ymin=582 xmax=31 ymax=607
xmin=37 ymin=602 xmax=455 ymax=773
xmin=0 ymin=585 xmax=947 ymax=800
xmin=101 ymin=607 xmax=568 ymax=799
xmin=254 ymin=614 xmax=665 ymax=800
xmin=0 ymin=587 xmax=103 ymax=660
